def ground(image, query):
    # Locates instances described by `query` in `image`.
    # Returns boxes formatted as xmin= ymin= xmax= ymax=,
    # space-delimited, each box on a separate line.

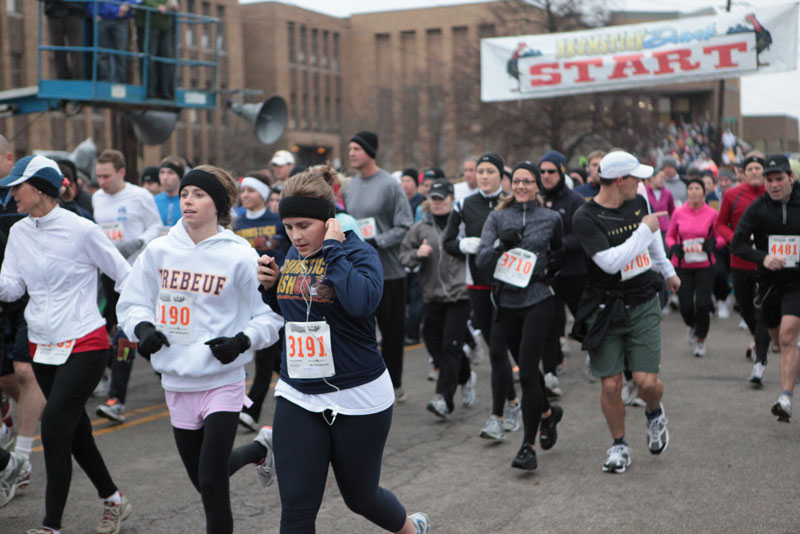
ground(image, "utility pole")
xmin=715 ymin=0 xmax=733 ymax=164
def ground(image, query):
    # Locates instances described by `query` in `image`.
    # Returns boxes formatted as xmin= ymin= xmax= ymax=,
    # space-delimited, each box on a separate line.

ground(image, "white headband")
xmin=240 ymin=177 xmax=271 ymax=201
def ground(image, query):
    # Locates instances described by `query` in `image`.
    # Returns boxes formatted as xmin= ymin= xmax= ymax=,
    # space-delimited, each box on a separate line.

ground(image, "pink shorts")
xmin=165 ymin=381 xmax=253 ymax=430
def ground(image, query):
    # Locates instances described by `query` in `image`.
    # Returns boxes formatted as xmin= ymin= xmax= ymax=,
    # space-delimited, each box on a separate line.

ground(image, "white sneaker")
xmin=717 ymin=299 xmax=730 ymax=319
xmin=479 ymin=415 xmax=505 ymax=441
xmin=646 ymin=404 xmax=669 ymax=454
xmin=254 ymin=426 xmax=276 ymax=487
xmin=0 ymin=451 xmax=31 ymax=508
xmin=238 ymin=412 xmax=258 ymax=432
xmin=544 ymin=372 xmax=562 ymax=397
xmin=738 ymin=319 xmax=748 ymax=330
xmin=621 ymin=379 xmax=645 ymax=407
xmin=470 ymin=330 xmax=488 ymax=366
xmin=772 ymin=395 xmax=792 ymax=422
xmin=461 ymin=371 xmax=477 ymax=408
xmin=408 ymin=512 xmax=430 ymax=534
xmin=602 ymin=444 xmax=631 ymax=473
xmin=559 ymin=336 xmax=570 ymax=354
xmin=749 ymin=362 xmax=765 ymax=388
xmin=693 ymin=341 xmax=706 ymax=358
xmin=427 ymin=394 xmax=450 ymax=418
xmin=96 ymin=492 xmax=132 ymax=534
xmin=427 ymin=368 xmax=439 ymax=382
xmin=502 ymin=402 xmax=521 ymax=432
xmin=92 ymin=374 xmax=111 ymax=398
xmin=686 ymin=327 xmax=697 ymax=347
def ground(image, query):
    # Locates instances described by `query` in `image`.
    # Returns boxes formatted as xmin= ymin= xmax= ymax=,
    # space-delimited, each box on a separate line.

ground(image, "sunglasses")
xmin=540 ymin=169 xmax=559 ymax=174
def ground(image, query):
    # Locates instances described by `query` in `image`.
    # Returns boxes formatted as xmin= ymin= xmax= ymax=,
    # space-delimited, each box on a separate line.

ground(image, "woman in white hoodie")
xmin=0 ymin=155 xmax=132 ymax=534
xmin=117 ymin=165 xmax=283 ymax=534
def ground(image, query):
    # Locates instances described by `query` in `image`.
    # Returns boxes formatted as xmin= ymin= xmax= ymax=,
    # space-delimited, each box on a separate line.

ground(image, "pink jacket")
xmin=665 ymin=203 xmax=725 ymax=269
xmin=646 ymin=185 xmax=675 ymax=234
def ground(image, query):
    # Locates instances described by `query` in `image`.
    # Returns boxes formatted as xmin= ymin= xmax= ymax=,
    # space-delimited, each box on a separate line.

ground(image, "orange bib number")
xmin=156 ymin=291 xmax=195 ymax=345
xmin=493 ymin=248 xmax=537 ymax=288
xmin=357 ymin=217 xmax=377 ymax=239
xmin=33 ymin=339 xmax=75 ymax=365
xmin=769 ymin=235 xmax=800 ymax=268
xmin=100 ymin=222 xmax=124 ymax=243
xmin=683 ymin=238 xmax=708 ymax=264
xmin=285 ymin=321 xmax=335 ymax=379
xmin=621 ymin=250 xmax=652 ymax=281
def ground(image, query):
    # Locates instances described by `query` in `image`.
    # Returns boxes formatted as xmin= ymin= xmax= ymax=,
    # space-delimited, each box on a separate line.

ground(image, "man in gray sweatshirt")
xmin=343 ymin=131 xmax=413 ymax=399
xmin=662 ymin=157 xmax=687 ymax=206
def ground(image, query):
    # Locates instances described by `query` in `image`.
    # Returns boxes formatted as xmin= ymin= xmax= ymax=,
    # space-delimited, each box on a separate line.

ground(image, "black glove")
xmin=702 ymin=237 xmax=715 ymax=253
xmin=134 ymin=321 xmax=170 ymax=357
xmin=670 ymin=244 xmax=685 ymax=260
xmin=205 ymin=332 xmax=251 ymax=364
xmin=364 ymin=237 xmax=379 ymax=249
xmin=498 ymin=228 xmax=523 ymax=250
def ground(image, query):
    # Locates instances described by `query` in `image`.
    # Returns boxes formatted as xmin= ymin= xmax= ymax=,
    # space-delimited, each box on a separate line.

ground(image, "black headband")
xmin=743 ymin=156 xmax=765 ymax=169
xmin=512 ymin=161 xmax=541 ymax=181
xmin=179 ymin=170 xmax=229 ymax=217
xmin=477 ymin=152 xmax=505 ymax=177
xmin=278 ymin=196 xmax=335 ymax=221
xmin=160 ymin=162 xmax=185 ymax=179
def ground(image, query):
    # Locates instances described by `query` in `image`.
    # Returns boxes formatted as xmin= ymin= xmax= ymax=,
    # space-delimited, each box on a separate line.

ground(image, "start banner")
xmin=481 ymin=3 xmax=798 ymax=101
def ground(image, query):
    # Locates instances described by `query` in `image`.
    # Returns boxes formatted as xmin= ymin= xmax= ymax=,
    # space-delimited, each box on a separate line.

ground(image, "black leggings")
xmin=242 ymin=332 xmax=283 ymax=422
xmin=34 ymin=350 xmax=117 ymax=530
xmin=173 ymin=411 xmax=240 ymax=534
xmin=732 ymin=269 xmax=771 ymax=362
xmin=497 ymin=298 xmax=555 ymax=444
xmin=677 ymin=267 xmax=714 ymax=339
xmin=468 ymin=289 xmax=517 ymax=417
xmin=375 ymin=278 xmax=407 ymax=389
xmin=713 ymin=247 xmax=731 ymax=301
xmin=273 ymin=397 xmax=406 ymax=534
xmin=546 ymin=275 xmax=587 ymax=373
xmin=102 ymin=274 xmax=137 ymax=403
xmin=422 ymin=300 xmax=471 ymax=412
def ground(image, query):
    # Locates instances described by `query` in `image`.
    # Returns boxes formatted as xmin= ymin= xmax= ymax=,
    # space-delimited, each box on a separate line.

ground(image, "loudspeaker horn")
xmin=124 ymin=110 xmax=179 ymax=145
xmin=231 ymin=95 xmax=287 ymax=145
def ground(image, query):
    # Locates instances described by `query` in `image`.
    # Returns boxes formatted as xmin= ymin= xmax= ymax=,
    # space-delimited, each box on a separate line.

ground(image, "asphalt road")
xmin=2 ymin=308 xmax=800 ymax=533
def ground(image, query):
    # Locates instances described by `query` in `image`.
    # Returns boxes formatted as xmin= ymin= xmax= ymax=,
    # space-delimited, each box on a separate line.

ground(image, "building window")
xmin=6 ymin=0 xmax=20 ymax=13
xmin=216 ymin=5 xmax=225 ymax=51
xmin=10 ymin=53 xmax=23 ymax=88
xmin=311 ymin=29 xmax=318 ymax=67
xmin=322 ymin=30 xmax=329 ymax=68
xmin=332 ymin=33 xmax=339 ymax=73
xmin=201 ymin=2 xmax=211 ymax=49
xmin=299 ymin=26 xmax=307 ymax=64
xmin=288 ymin=22 xmax=295 ymax=63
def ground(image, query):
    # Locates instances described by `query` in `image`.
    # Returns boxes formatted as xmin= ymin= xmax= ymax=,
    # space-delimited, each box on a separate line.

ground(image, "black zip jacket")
xmin=732 ymin=182 xmax=800 ymax=289
xmin=542 ymin=185 xmax=587 ymax=277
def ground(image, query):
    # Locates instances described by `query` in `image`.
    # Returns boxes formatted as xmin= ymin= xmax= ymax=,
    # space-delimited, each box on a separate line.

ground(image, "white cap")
xmin=271 ymin=150 xmax=295 ymax=166
xmin=599 ymin=151 xmax=653 ymax=179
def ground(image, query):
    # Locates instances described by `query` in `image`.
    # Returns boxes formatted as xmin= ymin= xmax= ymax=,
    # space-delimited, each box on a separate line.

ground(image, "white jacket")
xmin=0 ymin=206 xmax=131 ymax=344
xmin=117 ymin=219 xmax=283 ymax=392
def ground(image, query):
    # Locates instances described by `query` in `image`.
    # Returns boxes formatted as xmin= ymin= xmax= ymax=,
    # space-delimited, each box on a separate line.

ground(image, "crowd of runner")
xmin=0 ymin=128 xmax=798 ymax=534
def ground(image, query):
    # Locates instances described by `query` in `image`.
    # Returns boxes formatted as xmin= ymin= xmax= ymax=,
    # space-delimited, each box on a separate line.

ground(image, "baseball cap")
xmin=271 ymin=150 xmax=295 ymax=167
xmin=428 ymin=179 xmax=453 ymax=199
xmin=599 ymin=151 xmax=653 ymax=179
xmin=764 ymin=154 xmax=791 ymax=174
xmin=0 ymin=155 xmax=63 ymax=189
xmin=423 ymin=168 xmax=445 ymax=180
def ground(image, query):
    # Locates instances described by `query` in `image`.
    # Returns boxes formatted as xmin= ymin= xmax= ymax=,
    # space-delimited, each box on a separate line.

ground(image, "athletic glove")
xmin=116 ymin=239 xmax=144 ymax=259
xmin=205 ymin=332 xmax=251 ymax=364
xmin=702 ymin=237 xmax=715 ymax=253
xmin=458 ymin=237 xmax=481 ymax=255
xmin=134 ymin=321 xmax=170 ymax=357
xmin=498 ymin=228 xmax=523 ymax=250
xmin=364 ymin=237 xmax=379 ymax=249
xmin=670 ymin=244 xmax=685 ymax=260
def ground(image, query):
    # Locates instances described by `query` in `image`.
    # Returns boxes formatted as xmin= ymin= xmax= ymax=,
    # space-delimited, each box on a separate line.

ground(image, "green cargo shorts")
xmin=587 ymin=296 xmax=661 ymax=378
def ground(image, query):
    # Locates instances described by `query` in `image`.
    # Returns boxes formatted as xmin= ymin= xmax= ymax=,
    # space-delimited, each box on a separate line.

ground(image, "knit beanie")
xmin=350 ymin=131 xmax=378 ymax=159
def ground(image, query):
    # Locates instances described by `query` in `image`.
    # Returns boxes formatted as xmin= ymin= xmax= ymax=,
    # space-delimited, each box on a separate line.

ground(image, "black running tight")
xmin=497 ymin=298 xmax=555 ymax=445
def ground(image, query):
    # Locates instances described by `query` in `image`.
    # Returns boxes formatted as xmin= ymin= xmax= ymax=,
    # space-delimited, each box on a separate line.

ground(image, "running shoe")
xmin=0 ymin=451 xmax=30 ymax=508
xmin=646 ymin=404 xmax=669 ymax=455
xmin=96 ymin=398 xmax=126 ymax=424
xmin=394 ymin=388 xmax=406 ymax=403
xmin=0 ymin=425 xmax=16 ymax=452
xmin=96 ymin=492 xmax=132 ymax=534
xmin=693 ymin=341 xmax=707 ymax=358
xmin=408 ymin=512 xmax=431 ymax=534
xmin=686 ymin=326 xmax=697 ymax=347
xmin=717 ymin=299 xmax=730 ymax=319
xmin=746 ymin=341 xmax=756 ymax=362
xmin=544 ymin=372 xmax=562 ymax=397
xmin=511 ymin=443 xmax=537 ymax=470
xmin=479 ymin=415 xmax=505 ymax=441
xmin=92 ymin=373 xmax=111 ymax=398
xmin=749 ymin=362 xmax=765 ymax=388
xmin=738 ymin=319 xmax=748 ymax=330
xmin=502 ymin=402 xmax=521 ymax=432
xmin=539 ymin=405 xmax=563 ymax=450
xmin=238 ymin=412 xmax=259 ymax=432
xmin=427 ymin=367 xmax=439 ymax=382
xmin=602 ymin=444 xmax=631 ymax=474
xmin=772 ymin=395 xmax=792 ymax=422
xmin=461 ymin=371 xmax=477 ymax=408
xmin=621 ymin=379 xmax=646 ymax=407
xmin=254 ymin=426 xmax=277 ymax=487
xmin=426 ymin=394 xmax=450 ymax=418
xmin=559 ymin=336 xmax=570 ymax=354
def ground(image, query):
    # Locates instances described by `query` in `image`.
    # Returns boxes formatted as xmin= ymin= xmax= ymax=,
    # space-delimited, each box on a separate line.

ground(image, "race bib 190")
xmin=621 ymin=250 xmax=652 ymax=281
xmin=769 ymin=235 xmax=800 ymax=268
xmin=493 ymin=248 xmax=537 ymax=288
xmin=156 ymin=291 xmax=195 ymax=345
xmin=357 ymin=217 xmax=377 ymax=239
xmin=285 ymin=321 xmax=335 ymax=379
xmin=683 ymin=238 xmax=708 ymax=264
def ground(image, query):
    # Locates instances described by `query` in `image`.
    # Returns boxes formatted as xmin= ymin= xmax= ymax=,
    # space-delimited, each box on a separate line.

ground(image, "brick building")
xmin=742 ymin=115 xmax=800 ymax=154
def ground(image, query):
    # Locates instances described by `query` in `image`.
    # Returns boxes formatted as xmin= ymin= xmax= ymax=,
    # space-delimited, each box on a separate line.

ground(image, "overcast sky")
xmin=239 ymin=0 xmax=800 ymax=122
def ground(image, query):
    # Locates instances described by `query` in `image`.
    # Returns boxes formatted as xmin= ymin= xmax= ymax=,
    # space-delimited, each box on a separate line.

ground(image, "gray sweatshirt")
xmin=343 ymin=168 xmax=413 ymax=280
